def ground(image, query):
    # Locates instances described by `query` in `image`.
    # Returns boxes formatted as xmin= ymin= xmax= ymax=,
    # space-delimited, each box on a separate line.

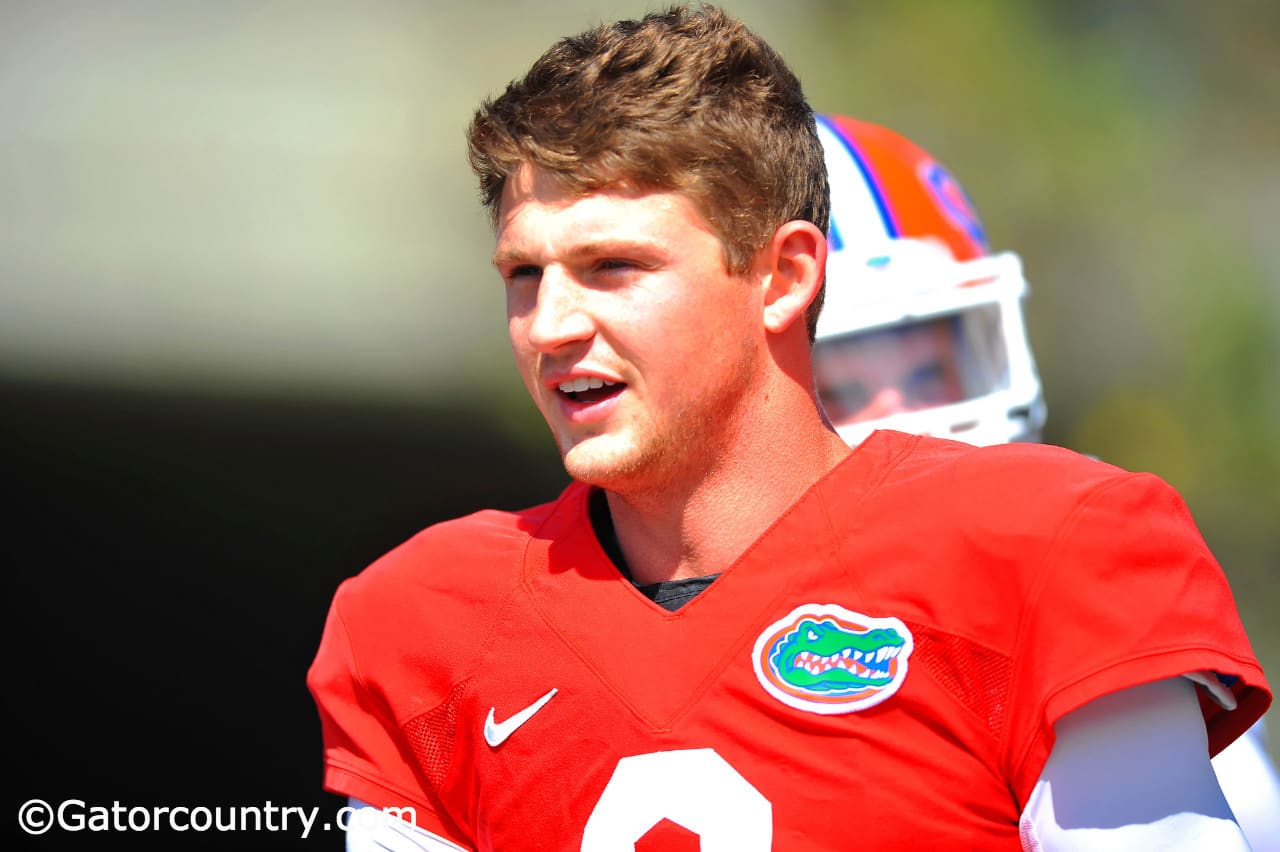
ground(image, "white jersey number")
xmin=581 ymin=748 xmax=772 ymax=851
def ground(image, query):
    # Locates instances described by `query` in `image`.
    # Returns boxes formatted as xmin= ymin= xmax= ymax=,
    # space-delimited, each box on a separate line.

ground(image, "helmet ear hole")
xmin=813 ymin=115 xmax=1046 ymax=448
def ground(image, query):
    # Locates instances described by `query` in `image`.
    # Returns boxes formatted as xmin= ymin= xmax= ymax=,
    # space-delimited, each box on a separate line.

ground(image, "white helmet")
xmin=813 ymin=114 xmax=1046 ymax=447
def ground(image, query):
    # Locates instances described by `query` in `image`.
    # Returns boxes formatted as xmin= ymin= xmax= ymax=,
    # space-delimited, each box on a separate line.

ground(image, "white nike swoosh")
xmin=483 ymin=687 xmax=558 ymax=748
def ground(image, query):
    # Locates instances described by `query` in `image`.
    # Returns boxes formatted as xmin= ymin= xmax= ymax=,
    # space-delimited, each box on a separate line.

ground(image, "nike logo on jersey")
xmin=484 ymin=687 xmax=558 ymax=747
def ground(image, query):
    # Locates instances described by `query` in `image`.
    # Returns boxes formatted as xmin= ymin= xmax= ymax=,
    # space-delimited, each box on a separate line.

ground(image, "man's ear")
xmin=760 ymin=220 xmax=827 ymax=335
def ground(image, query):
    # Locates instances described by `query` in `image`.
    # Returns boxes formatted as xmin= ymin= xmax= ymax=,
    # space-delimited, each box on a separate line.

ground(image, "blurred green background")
xmin=3 ymin=0 xmax=1276 ymax=816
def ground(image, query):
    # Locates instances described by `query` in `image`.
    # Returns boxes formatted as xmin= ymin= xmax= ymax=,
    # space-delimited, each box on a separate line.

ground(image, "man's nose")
xmin=526 ymin=267 xmax=594 ymax=353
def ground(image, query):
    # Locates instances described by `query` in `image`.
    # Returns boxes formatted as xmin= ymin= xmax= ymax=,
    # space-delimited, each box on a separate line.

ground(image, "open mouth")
xmin=557 ymin=377 xmax=624 ymax=405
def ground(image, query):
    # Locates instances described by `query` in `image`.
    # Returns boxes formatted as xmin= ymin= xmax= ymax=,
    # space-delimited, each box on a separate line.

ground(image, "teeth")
xmin=558 ymin=377 xmax=618 ymax=393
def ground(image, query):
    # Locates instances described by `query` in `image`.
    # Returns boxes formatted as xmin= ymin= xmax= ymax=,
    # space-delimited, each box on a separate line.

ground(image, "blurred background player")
xmin=812 ymin=112 xmax=1280 ymax=851
xmin=812 ymin=114 xmax=1044 ymax=449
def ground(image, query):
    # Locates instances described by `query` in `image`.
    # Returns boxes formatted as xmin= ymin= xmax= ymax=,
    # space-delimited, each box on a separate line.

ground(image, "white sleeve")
xmin=1213 ymin=719 xmax=1280 ymax=852
xmin=1019 ymin=677 xmax=1252 ymax=851
xmin=345 ymin=798 xmax=473 ymax=852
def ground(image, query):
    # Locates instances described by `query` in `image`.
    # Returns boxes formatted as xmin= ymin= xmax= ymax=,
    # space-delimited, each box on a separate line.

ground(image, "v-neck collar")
xmin=588 ymin=487 xmax=720 ymax=611
xmin=519 ymin=431 xmax=908 ymax=728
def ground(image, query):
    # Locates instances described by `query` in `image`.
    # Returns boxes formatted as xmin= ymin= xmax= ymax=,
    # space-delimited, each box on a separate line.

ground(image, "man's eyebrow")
xmin=491 ymin=248 xmax=531 ymax=268
xmin=493 ymin=239 xmax=662 ymax=268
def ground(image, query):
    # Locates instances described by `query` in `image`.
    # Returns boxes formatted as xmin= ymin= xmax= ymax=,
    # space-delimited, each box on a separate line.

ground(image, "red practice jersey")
xmin=308 ymin=430 xmax=1270 ymax=850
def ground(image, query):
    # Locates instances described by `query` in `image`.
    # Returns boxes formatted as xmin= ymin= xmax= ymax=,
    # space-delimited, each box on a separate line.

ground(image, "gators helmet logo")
xmin=752 ymin=603 xmax=913 ymax=715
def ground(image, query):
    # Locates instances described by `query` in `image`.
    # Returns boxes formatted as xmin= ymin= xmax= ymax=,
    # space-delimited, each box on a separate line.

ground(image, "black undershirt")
xmin=588 ymin=489 xmax=719 ymax=612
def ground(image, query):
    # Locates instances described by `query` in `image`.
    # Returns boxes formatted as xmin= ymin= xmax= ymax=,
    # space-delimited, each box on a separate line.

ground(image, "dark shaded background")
xmin=6 ymin=379 xmax=566 ymax=848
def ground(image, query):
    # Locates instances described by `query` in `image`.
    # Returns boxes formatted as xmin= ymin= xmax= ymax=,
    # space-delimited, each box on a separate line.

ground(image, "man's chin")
xmin=560 ymin=438 xmax=642 ymax=488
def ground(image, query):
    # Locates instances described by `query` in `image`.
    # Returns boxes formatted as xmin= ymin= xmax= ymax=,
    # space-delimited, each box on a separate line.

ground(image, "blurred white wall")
xmin=0 ymin=1 xmax=802 ymax=401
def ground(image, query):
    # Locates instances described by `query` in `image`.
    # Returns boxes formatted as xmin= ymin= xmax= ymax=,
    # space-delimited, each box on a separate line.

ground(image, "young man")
xmin=308 ymin=7 xmax=1271 ymax=850
xmin=810 ymin=111 xmax=1280 ymax=851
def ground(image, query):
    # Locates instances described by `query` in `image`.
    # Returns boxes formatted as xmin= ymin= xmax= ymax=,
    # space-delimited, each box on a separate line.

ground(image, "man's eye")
xmin=902 ymin=362 xmax=950 ymax=405
xmin=596 ymin=259 xmax=634 ymax=272
xmin=505 ymin=265 xmax=542 ymax=283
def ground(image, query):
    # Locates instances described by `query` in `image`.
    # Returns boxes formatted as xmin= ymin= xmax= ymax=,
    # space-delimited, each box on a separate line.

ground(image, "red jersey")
xmin=307 ymin=430 xmax=1270 ymax=850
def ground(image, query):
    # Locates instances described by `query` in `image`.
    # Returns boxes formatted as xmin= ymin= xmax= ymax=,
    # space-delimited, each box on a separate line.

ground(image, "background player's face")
xmin=495 ymin=164 xmax=766 ymax=492
xmin=813 ymin=318 xmax=966 ymax=426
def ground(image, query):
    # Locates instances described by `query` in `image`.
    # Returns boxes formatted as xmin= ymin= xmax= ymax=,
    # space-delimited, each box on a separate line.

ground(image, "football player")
xmin=810 ymin=112 xmax=1280 ymax=851
xmin=309 ymin=7 xmax=1271 ymax=850
xmin=810 ymin=114 xmax=1045 ymax=450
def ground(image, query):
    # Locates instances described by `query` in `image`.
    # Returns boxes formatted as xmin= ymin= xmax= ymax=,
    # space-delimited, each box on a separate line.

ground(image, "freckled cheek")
xmin=657 ymin=309 xmax=721 ymax=356
xmin=504 ymin=279 xmax=539 ymax=325
xmin=504 ymin=318 xmax=538 ymax=380
xmin=506 ymin=302 xmax=535 ymax=347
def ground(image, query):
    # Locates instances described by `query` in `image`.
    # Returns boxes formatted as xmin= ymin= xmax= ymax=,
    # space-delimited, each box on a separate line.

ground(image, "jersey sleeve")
xmin=307 ymin=581 xmax=471 ymax=845
xmin=1004 ymin=471 xmax=1271 ymax=804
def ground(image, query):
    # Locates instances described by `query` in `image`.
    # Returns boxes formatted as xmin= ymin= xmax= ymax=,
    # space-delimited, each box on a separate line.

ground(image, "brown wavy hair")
xmin=467 ymin=3 xmax=829 ymax=338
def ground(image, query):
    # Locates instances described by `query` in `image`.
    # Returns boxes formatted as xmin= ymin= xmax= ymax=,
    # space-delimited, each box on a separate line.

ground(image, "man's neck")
xmin=601 ymin=426 xmax=851 ymax=585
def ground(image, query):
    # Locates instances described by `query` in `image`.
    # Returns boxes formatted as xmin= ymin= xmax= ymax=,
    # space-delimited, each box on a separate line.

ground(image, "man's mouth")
xmin=557 ymin=377 xmax=624 ymax=404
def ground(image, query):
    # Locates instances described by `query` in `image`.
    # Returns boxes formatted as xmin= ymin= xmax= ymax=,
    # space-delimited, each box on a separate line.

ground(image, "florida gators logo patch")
xmin=752 ymin=604 xmax=913 ymax=715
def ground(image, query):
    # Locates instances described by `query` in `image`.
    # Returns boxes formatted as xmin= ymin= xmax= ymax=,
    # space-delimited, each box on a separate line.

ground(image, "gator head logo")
xmin=752 ymin=603 xmax=913 ymax=715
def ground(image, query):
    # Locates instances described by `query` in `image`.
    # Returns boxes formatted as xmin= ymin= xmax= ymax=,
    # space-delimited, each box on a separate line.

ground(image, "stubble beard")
xmin=557 ymin=351 xmax=758 ymax=498
xmin=557 ymin=417 xmax=678 ymax=493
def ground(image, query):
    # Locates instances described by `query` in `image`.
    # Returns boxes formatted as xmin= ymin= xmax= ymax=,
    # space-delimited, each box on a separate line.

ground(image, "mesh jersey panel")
xmin=905 ymin=619 xmax=1013 ymax=739
xmin=404 ymin=679 xmax=469 ymax=789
